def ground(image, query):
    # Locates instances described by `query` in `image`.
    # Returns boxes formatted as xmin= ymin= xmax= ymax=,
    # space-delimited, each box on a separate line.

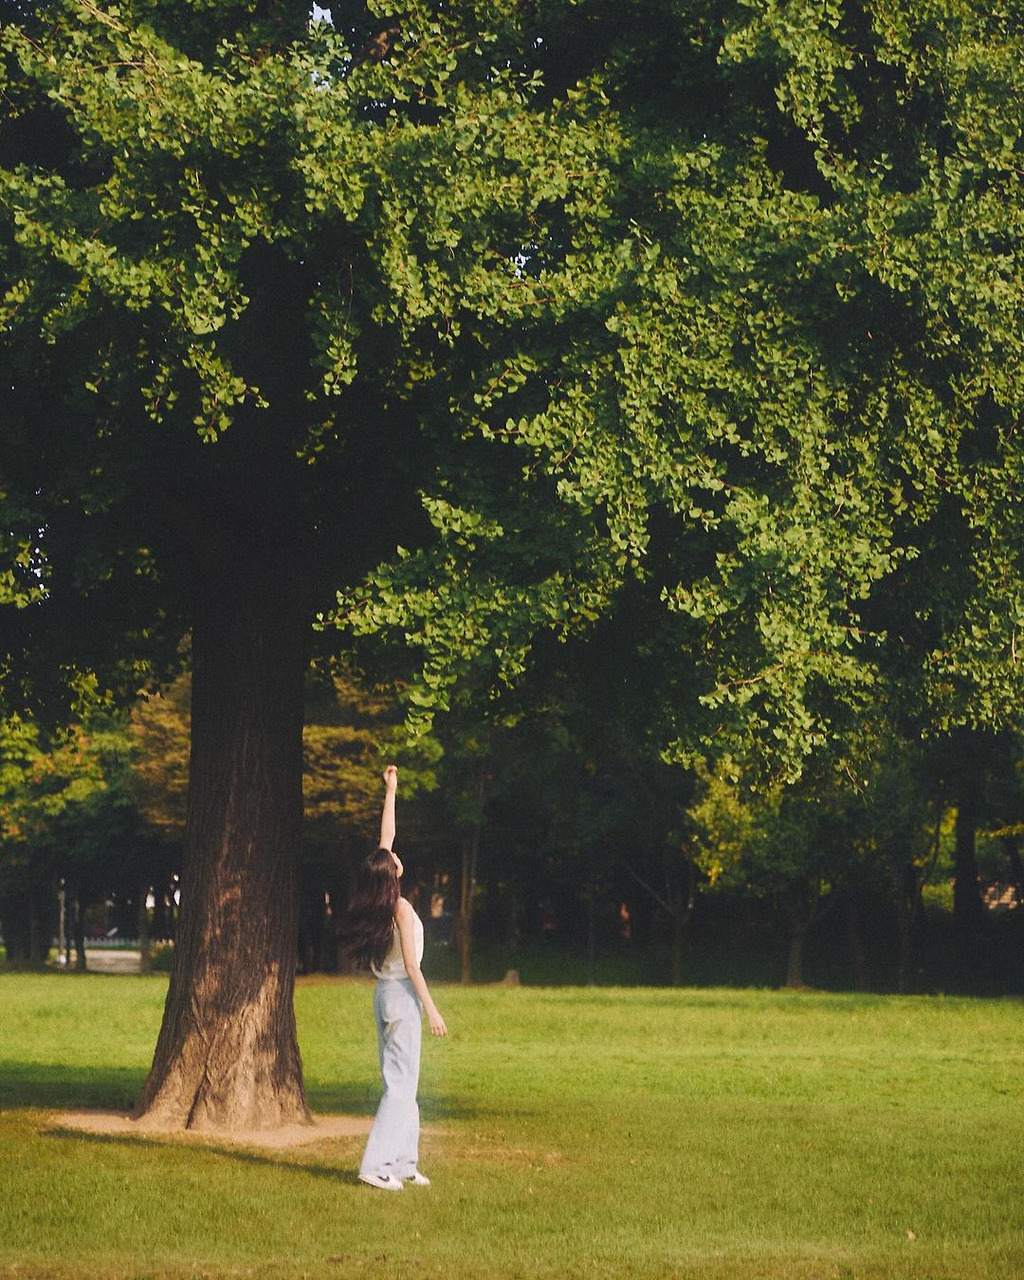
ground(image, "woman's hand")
xmin=383 ymin=764 xmax=398 ymax=792
xmin=427 ymin=1008 xmax=448 ymax=1037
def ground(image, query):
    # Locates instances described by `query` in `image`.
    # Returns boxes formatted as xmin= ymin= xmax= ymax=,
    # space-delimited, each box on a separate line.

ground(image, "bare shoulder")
xmin=395 ymin=897 xmax=415 ymax=921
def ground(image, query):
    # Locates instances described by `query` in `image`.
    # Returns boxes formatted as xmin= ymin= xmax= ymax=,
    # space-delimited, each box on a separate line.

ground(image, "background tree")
xmin=0 ymin=700 xmax=144 ymax=968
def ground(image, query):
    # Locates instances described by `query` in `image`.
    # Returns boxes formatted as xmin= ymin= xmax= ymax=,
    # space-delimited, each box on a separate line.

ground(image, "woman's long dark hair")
xmin=343 ymin=848 xmax=400 ymax=970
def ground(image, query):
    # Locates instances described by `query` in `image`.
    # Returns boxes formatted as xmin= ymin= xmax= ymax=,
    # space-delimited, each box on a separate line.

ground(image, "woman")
xmin=345 ymin=764 xmax=447 ymax=1191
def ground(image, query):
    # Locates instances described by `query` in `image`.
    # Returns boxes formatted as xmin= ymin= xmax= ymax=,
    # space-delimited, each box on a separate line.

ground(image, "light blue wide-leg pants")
xmin=359 ymin=977 xmax=422 ymax=1180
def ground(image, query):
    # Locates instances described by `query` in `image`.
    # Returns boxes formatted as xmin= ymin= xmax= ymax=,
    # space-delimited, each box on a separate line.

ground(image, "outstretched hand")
xmin=383 ymin=764 xmax=398 ymax=792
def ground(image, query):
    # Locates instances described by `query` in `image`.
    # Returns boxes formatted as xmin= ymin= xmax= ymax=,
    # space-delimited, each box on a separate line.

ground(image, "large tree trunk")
xmin=133 ymin=551 xmax=311 ymax=1132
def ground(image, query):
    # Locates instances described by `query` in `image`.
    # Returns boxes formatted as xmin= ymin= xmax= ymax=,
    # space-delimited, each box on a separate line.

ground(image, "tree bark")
xmin=133 ymin=550 xmax=311 ymax=1132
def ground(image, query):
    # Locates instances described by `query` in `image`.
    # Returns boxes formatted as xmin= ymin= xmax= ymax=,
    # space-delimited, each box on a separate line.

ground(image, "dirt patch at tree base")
xmin=52 ymin=1109 xmax=373 ymax=1148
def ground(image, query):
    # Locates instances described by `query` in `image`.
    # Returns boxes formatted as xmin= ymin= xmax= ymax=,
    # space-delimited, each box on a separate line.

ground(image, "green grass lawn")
xmin=0 ymin=974 xmax=1022 ymax=1278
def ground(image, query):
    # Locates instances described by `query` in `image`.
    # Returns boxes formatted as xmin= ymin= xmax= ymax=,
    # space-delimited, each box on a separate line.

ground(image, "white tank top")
xmin=371 ymin=901 xmax=424 ymax=979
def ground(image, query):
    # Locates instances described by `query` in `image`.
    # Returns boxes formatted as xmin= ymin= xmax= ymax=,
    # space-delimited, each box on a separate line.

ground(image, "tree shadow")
xmin=37 ymin=1126 xmax=365 ymax=1184
xmin=40 ymin=1101 xmax=534 ymax=1184
xmin=2 ymin=1058 xmax=528 ymax=1124
xmin=303 ymin=1079 xmax=500 ymax=1121
xmin=0 ymin=1061 xmax=145 ymax=1112
xmin=0 ymin=1061 xmax=399 ymax=1118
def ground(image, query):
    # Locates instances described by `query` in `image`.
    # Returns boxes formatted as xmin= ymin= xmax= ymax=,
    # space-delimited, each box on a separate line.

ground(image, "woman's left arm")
xmin=396 ymin=899 xmax=447 ymax=1037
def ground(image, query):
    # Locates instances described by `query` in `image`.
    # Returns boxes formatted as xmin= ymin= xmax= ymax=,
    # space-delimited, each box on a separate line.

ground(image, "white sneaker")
xmin=405 ymin=1171 xmax=431 ymax=1186
xmin=359 ymin=1172 xmax=403 ymax=1191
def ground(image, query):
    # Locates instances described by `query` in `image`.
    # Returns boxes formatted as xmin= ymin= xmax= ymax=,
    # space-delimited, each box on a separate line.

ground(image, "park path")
xmin=78 ymin=949 xmax=143 ymax=974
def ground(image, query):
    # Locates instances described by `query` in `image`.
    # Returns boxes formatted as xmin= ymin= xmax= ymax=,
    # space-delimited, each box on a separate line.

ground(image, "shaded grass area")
xmin=1 ymin=974 xmax=1022 ymax=1277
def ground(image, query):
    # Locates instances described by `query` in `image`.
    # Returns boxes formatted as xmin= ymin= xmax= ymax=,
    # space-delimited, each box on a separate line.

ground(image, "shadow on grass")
xmin=41 ymin=1104 xmax=531 ymax=1185
xmin=0 ymin=1061 xmax=403 ymax=1120
xmin=1 ymin=1059 xmax=515 ymax=1127
xmin=0 ymin=1061 xmax=145 ymax=1112
xmin=304 ymin=1079 xmax=500 ymax=1122
xmin=41 ymin=1127 xmax=367 ymax=1185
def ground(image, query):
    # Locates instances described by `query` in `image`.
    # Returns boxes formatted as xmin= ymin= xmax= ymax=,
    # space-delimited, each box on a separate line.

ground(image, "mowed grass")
xmin=0 ymin=974 xmax=1022 ymax=1278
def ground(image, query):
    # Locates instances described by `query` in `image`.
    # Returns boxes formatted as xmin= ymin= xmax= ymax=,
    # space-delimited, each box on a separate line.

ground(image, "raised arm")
xmin=379 ymin=764 xmax=398 ymax=851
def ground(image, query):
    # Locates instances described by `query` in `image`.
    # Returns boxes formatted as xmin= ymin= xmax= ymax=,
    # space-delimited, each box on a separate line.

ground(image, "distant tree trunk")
xmin=151 ymin=886 xmax=167 ymax=940
xmin=304 ymin=885 xmax=332 ymax=972
xmin=57 ymin=882 xmax=67 ymax=966
xmin=458 ymin=833 xmax=475 ymax=984
xmin=0 ymin=887 xmax=33 ymax=965
xmin=458 ymin=773 xmax=486 ymax=985
xmin=896 ymin=861 xmax=922 ymax=995
xmin=72 ymin=884 xmax=87 ymax=972
xmin=137 ymin=881 xmax=151 ymax=975
xmin=586 ymin=866 xmax=597 ymax=987
xmin=27 ymin=885 xmax=40 ymax=965
xmin=27 ymin=883 xmax=52 ymax=966
xmin=785 ymin=926 xmax=806 ymax=988
xmin=670 ymin=859 xmax=697 ymax=987
xmin=502 ymin=879 xmax=521 ymax=953
xmin=4 ymin=881 xmax=69 ymax=966
xmin=953 ymin=787 xmax=984 ymax=932
xmin=133 ymin=549 xmax=311 ymax=1132
xmin=1003 ymin=835 xmax=1024 ymax=908
xmin=844 ymin=890 xmax=870 ymax=992
xmin=782 ymin=886 xmax=821 ymax=989
xmin=63 ymin=881 xmax=72 ymax=968
xmin=622 ymin=852 xmax=692 ymax=985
